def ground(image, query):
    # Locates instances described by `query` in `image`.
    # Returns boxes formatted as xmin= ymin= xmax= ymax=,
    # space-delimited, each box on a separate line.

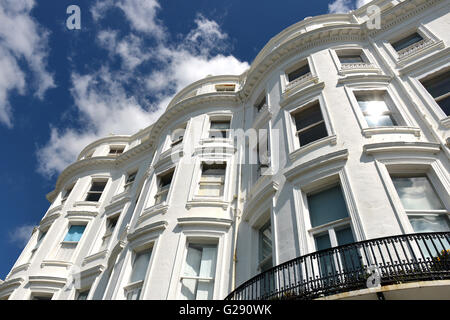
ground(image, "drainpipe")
xmin=231 ymin=90 xmax=246 ymax=292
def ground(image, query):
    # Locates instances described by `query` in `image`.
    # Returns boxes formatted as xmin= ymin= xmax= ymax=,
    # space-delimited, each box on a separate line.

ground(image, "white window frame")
xmin=292 ymin=164 xmax=364 ymax=256
xmin=124 ymin=246 xmax=154 ymax=300
xmin=344 ymin=84 xmax=419 ymax=137
xmin=282 ymin=56 xmax=317 ymax=93
xmin=284 ymin=94 xmax=336 ymax=157
xmin=123 ymin=170 xmax=138 ymax=193
xmin=415 ymin=66 xmax=450 ymax=122
xmin=374 ymin=158 xmax=450 ymax=234
xmin=382 ymin=23 xmax=443 ymax=66
xmin=329 ymin=46 xmax=379 ymax=76
xmin=84 ymin=178 xmax=109 ymax=203
xmin=167 ymin=229 xmax=226 ymax=300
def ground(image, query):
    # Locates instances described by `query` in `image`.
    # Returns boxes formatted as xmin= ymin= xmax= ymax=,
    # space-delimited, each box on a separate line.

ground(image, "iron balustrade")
xmin=225 ymin=232 xmax=450 ymax=300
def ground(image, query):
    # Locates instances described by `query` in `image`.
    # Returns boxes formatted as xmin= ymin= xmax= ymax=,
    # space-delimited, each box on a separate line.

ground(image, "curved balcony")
xmin=225 ymin=232 xmax=450 ymax=300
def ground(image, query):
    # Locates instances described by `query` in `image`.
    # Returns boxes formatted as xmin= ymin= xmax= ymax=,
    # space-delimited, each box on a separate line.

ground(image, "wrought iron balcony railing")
xmin=225 ymin=232 xmax=450 ymax=300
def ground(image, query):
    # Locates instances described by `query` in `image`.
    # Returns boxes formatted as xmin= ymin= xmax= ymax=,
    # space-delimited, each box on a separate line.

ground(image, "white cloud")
xmin=328 ymin=0 xmax=374 ymax=13
xmin=328 ymin=0 xmax=353 ymax=13
xmin=98 ymin=31 xmax=152 ymax=69
xmin=37 ymin=1 xmax=249 ymax=177
xmin=356 ymin=0 xmax=373 ymax=8
xmin=8 ymin=224 xmax=35 ymax=247
xmin=92 ymin=0 xmax=165 ymax=38
xmin=0 ymin=0 xmax=55 ymax=127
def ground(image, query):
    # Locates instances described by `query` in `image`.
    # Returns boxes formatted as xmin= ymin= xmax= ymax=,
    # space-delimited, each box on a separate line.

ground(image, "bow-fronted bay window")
xmin=197 ymin=163 xmax=226 ymax=197
xmin=85 ymin=180 xmax=107 ymax=202
xmin=291 ymin=101 xmax=328 ymax=148
xmin=209 ymin=119 xmax=231 ymax=139
xmin=123 ymin=171 xmax=137 ymax=192
xmin=125 ymin=248 xmax=153 ymax=300
xmin=391 ymin=175 xmax=450 ymax=233
xmin=180 ymin=243 xmax=218 ymax=300
xmin=154 ymin=169 xmax=174 ymax=205
xmin=420 ymin=70 xmax=450 ymax=116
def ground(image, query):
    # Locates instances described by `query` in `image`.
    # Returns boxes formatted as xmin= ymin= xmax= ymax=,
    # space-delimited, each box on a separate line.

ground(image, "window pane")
xmin=336 ymin=227 xmax=360 ymax=272
xmin=307 ymin=185 xmax=349 ymax=228
xmin=130 ymin=249 xmax=152 ymax=283
xmin=259 ymin=221 xmax=272 ymax=265
xmin=181 ymin=244 xmax=217 ymax=300
xmin=357 ymin=100 xmax=390 ymax=114
xmin=364 ymin=115 xmax=396 ymax=127
xmin=298 ymin=122 xmax=328 ymax=146
xmin=392 ymin=33 xmax=423 ymax=51
xmin=421 ymin=71 xmax=450 ymax=99
xmin=76 ymin=290 xmax=89 ymax=300
xmin=392 ymin=177 xmax=444 ymax=210
xmin=314 ymin=233 xmax=336 ymax=279
xmin=288 ymin=64 xmax=310 ymax=82
xmin=437 ymin=95 xmax=450 ymax=116
xmin=339 ymin=55 xmax=363 ymax=64
xmin=90 ymin=181 xmax=106 ymax=192
xmin=85 ymin=192 xmax=102 ymax=202
xmin=210 ymin=121 xmax=230 ymax=129
xmin=294 ymin=103 xmax=323 ymax=130
xmin=408 ymin=215 xmax=450 ymax=232
xmin=64 ymin=225 xmax=86 ymax=242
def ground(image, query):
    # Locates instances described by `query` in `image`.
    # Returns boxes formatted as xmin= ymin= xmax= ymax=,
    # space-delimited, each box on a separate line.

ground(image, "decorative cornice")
xmin=186 ymin=199 xmax=230 ymax=210
xmin=363 ymin=141 xmax=441 ymax=155
xmin=337 ymin=74 xmax=392 ymax=85
xmin=0 ymin=277 xmax=24 ymax=297
xmin=284 ymin=149 xmax=349 ymax=182
xmin=280 ymin=80 xmax=324 ymax=108
xmin=28 ymin=276 xmax=67 ymax=288
xmin=8 ymin=263 xmax=31 ymax=276
xmin=289 ymin=135 xmax=338 ymax=162
xmin=243 ymin=179 xmax=279 ymax=223
xmin=137 ymin=204 xmax=169 ymax=225
xmin=82 ymin=250 xmax=109 ymax=267
xmin=177 ymin=217 xmax=233 ymax=229
xmin=39 ymin=212 xmax=61 ymax=229
xmin=103 ymin=195 xmax=132 ymax=213
xmin=65 ymin=210 xmax=98 ymax=220
xmin=127 ymin=220 xmax=168 ymax=242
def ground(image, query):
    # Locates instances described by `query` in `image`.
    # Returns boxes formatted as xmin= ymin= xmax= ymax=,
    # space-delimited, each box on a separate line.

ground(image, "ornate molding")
xmin=363 ymin=141 xmax=441 ymax=155
xmin=127 ymin=220 xmax=168 ymax=242
xmin=177 ymin=217 xmax=233 ymax=229
xmin=284 ymin=149 xmax=349 ymax=182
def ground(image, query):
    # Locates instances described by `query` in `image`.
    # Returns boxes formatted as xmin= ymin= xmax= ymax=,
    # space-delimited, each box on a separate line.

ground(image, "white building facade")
xmin=1 ymin=0 xmax=449 ymax=300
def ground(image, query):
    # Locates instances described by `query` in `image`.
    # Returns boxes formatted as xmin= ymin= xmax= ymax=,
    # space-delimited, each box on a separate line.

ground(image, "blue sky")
xmin=0 ymin=0 xmax=370 ymax=279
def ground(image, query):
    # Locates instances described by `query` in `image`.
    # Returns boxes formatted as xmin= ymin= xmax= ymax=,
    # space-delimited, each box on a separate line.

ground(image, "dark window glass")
xmin=421 ymin=71 xmax=450 ymax=116
xmin=287 ymin=64 xmax=310 ymax=82
xmin=391 ymin=32 xmax=423 ymax=52
xmin=338 ymin=54 xmax=364 ymax=64
xmin=293 ymin=103 xmax=328 ymax=146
